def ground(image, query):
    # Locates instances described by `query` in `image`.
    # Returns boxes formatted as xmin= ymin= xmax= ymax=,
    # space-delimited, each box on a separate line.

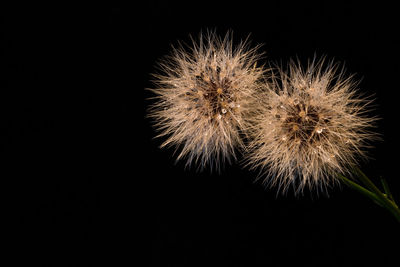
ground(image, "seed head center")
xmin=280 ymin=103 xmax=325 ymax=145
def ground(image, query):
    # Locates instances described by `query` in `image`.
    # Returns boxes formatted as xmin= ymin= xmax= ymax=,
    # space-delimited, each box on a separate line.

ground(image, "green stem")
xmin=340 ymin=168 xmax=400 ymax=223
xmin=380 ymin=176 xmax=395 ymax=203
xmin=338 ymin=174 xmax=383 ymax=207
xmin=353 ymin=168 xmax=400 ymax=220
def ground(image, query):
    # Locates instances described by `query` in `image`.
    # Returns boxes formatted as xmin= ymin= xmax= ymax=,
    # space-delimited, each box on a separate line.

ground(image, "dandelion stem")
xmin=339 ymin=169 xmax=400 ymax=223
xmin=352 ymin=168 xmax=399 ymax=212
xmin=338 ymin=174 xmax=383 ymax=207
xmin=380 ymin=176 xmax=395 ymax=202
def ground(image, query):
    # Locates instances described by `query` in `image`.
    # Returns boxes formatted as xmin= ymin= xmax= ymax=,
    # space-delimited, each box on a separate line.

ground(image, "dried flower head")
xmin=246 ymin=58 xmax=378 ymax=194
xmin=147 ymin=32 xmax=265 ymax=171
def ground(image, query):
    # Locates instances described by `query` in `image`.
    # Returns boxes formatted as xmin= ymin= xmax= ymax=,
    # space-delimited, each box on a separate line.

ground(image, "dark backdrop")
xmin=2 ymin=4 xmax=399 ymax=266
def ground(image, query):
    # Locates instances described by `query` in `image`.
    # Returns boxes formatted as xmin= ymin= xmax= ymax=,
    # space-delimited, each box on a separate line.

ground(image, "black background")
xmin=2 ymin=4 xmax=400 ymax=266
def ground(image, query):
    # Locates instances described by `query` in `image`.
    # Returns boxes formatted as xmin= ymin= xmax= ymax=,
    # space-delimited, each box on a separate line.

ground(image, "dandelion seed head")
xmin=147 ymin=31 xmax=265 ymax=171
xmin=247 ymin=58 xmax=379 ymax=194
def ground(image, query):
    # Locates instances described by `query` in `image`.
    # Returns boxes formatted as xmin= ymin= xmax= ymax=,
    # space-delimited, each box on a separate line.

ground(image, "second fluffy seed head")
xmin=246 ymin=59 xmax=378 ymax=194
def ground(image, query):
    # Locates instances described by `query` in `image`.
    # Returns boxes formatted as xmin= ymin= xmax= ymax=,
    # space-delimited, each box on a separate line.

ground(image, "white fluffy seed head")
xmin=246 ymin=58 xmax=379 ymax=194
xmin=147 ymin=31 xmax=265 ymax=171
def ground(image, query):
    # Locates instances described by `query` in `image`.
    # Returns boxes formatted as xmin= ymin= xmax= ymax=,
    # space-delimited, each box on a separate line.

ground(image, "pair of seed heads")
xmin=147 ymin=32 xmax=378 ymax=194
